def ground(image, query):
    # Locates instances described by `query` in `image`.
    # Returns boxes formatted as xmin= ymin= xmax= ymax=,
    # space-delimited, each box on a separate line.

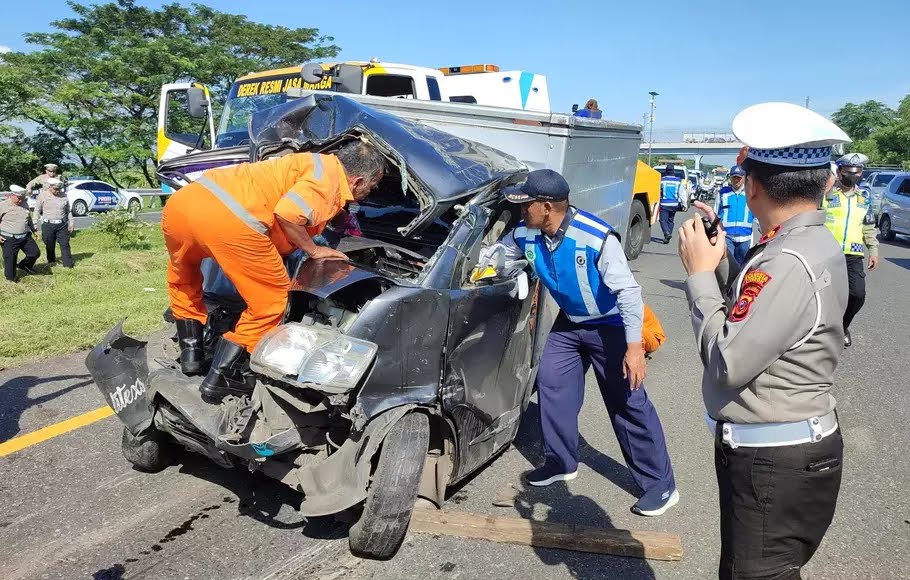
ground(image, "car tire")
xmin=624 ymin=199 xmax=648 ymax=261
xmin=121 ymin=426 xmax=172 ymax=473
xmin=72 ymin=200 xmax=88 ymax=217
xmin=880 ymin=215 xmax=896 ymax=241
xmin=127 ymin=198 xmax=141 ymax=213
xmin=348 ymin=412 xmax=430 ymax=560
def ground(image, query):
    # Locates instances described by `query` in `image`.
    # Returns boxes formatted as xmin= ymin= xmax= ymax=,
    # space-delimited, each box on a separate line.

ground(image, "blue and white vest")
xmin=660 ymin=176 xmax=683 ymax=207
xmin=513 ymin=209 xmax=621 ymax=325
xmin=716 ymin=186 xmax=754 ymax=242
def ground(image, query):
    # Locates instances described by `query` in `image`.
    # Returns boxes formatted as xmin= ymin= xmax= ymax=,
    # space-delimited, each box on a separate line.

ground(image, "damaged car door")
xmin=441 ymin=202 xmax=538 ymax=480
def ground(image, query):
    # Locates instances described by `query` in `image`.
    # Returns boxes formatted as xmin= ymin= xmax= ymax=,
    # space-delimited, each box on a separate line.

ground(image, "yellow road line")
xmin=0 ymin=406 xmax=114 ymax=457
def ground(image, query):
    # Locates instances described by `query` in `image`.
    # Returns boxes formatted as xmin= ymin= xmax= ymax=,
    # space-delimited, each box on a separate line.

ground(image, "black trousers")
xmin=843 ymin=255 xmax=865 ymax=332
xmin=2 ymin=235 xmax=40 ymax=281
xmin=41 ymin=222 xmax=74 ymax=267
xmin=715 ymin=429 xmax=843 ymax=580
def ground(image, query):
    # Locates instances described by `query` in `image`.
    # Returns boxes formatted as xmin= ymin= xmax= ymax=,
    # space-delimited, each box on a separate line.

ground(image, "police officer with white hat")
xmin=677 ymin=102 xmax=849 ymax=579
xmin=0 ymin=185 xmax=41 ymax=281
xmin=821 ymin=152 xmax=878 ymax=347
xmin=35 ymin=177 xmax=74 ymax=268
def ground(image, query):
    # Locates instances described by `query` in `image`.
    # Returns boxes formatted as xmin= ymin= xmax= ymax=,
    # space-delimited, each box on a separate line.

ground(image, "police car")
xmin=64 ymin=178 xmax=144 ymax=216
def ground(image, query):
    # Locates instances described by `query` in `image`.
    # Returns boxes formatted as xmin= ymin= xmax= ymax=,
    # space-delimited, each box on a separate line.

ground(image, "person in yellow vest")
xmin=821 ymin=153 xmax=878 ymax=348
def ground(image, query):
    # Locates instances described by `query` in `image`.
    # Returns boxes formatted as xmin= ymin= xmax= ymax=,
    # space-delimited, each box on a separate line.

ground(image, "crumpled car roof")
xmin=248 ymin=94 xmax=527 ymax=202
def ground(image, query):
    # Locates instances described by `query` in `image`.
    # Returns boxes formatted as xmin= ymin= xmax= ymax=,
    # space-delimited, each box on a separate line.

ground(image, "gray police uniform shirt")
xmin=26 ymin=174 xmax=55 ymax=195
xmin=0 ymin=199 xmax=36 ymax=235
xmin=685 ymin=211 xmax=848 ymax=424
xmin=36 ymin=192 xmax=70 ymax=222
xmin=493 ymin=208 xmax=644 ymax=343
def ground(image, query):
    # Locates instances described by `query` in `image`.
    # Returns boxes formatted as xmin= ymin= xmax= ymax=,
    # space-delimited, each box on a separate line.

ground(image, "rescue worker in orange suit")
xmin=162 ymin=141 xmax=386 ymax=402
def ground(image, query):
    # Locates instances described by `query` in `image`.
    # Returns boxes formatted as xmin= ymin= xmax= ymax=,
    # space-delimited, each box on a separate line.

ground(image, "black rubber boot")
xmin=176 ymin=319 xmax=206 ymax=375
xmin=199 ymin=337 xmax=255 ymax=403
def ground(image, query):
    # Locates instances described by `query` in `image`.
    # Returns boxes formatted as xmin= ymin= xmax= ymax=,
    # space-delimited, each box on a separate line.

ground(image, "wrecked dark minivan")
xmin=87 ymin=95 xmax=553 ymax=559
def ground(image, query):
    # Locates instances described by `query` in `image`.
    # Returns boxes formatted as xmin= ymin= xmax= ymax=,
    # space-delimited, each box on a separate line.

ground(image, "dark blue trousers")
xmin=659 ymin=205 xmax=679 ymax=239
xmin=536 ymin=314 xmax=676 ymax=494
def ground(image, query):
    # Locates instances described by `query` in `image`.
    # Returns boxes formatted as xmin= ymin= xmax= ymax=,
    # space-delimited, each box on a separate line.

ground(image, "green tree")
xmin=830 ymin=100 xmax=896 ymax=141
xmin=0 ymin=125 xmax=69 ymax=189
xmin=0 ymin=0 xmax=339 ymax=186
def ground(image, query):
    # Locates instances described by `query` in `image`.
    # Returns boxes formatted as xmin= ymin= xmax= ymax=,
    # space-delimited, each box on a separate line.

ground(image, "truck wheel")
xmin=880 ymin=215 xmax=896 ymax=241
xmin=121 ymin=426 xmax=172 ymax=473
xmin=349 ymin=413 xmax=430 ymax=560
xmin=624 ymin=199 xmax=648 ymax=260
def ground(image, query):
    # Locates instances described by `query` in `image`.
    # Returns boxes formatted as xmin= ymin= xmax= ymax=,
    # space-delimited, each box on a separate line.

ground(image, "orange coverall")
xmin=642 ymin=304 xmax=666 ymax=354
xmin=161 ymin=153 xmax=353 ymax=352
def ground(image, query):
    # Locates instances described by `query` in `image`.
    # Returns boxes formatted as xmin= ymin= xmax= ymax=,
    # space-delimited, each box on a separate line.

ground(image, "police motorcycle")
xmin=86 ymin=95 xmax=546 ymax=560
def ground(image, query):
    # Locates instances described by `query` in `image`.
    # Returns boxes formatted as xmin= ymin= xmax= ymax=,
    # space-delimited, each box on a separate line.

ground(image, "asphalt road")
xmin=1 ymin=213 xmax=908 ymax=580
xmin=72 ymin=210 xmax=163 ymax=231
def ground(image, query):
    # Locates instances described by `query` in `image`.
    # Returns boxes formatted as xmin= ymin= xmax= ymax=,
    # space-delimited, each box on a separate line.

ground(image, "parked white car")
xmin=65 ymin=178 xmax=143 ymax=216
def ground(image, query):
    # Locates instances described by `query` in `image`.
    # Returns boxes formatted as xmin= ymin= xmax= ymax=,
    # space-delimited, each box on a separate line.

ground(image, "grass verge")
xmin=0 ymin=228 xmax=169 ymax=369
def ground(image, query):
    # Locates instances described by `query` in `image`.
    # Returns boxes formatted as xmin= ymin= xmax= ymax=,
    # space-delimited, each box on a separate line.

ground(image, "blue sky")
xmin=2 ymin=0 xmax=909 ymax=134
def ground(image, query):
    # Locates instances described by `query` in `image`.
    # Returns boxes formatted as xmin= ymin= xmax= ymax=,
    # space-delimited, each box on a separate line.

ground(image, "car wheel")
xmin=880 ymin=215 xmax=896 ymax=241
xmin=121 ymin=426 xmax=172 ymax=473
xmin=72 ymin=200 xmax=88 ymax=217
xmin=127 ymin=198 xmax=141 ymax=213
xmin=624 ymin=199 xmax=647 ymax=261
xmin=349 ymin=412 xmax=429 ymax=560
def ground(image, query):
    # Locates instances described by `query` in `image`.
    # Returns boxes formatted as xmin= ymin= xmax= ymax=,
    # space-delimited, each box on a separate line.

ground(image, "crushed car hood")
xmin=157 ymin=94 xmax=526 ymax=206
xmin=248 ymin=94 xmax=526 ymax=204
xmin=290 ymin=256 xmax=395 ymax=299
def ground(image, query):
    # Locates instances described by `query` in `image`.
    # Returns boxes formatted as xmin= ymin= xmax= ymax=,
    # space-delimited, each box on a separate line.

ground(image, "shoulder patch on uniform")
xmin=729 ymin=270 xmax=772 ymax=322
xmin=525 ymin=248 xmax=536 ymax=261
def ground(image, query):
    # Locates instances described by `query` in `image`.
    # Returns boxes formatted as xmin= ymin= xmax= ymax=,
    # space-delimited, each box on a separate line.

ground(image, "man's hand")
xmin=308 ymin=246 xmax=348 ymax=261
xmin=678 ymin=203 xmax=727 ymax=275
xmin=0 ymin=236 xmax=5 ymax=244
xmin=869 ymin=255 xmax=879 ymax=270
xmin=623 ymin=342 xmax=647 ymax=391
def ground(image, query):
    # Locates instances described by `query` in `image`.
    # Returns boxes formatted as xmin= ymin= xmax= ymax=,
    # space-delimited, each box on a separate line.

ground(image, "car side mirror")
xmin=186 ymin=87 xmax=208 ymax=119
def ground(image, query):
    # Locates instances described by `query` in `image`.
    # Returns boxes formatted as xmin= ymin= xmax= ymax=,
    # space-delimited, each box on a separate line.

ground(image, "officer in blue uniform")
xmin=659 ymin=164 xmax=686 ymax=243
xmin=714 ymin=164 xmax=755 ymax=266
xmin=483 ymin=169 xmax=678 ymax=517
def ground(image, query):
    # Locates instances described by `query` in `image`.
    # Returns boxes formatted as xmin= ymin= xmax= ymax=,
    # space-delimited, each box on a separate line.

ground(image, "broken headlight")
xmin=250 ymin=323 xmax=377 ymax=394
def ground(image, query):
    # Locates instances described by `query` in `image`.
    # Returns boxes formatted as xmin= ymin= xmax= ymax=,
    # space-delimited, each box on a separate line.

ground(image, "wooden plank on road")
xmin=409 ymin=509 xmax=683 ymax=562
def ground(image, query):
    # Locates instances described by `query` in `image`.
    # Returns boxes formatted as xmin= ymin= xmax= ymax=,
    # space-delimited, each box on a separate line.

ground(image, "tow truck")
xmin=156 ymin=60 xmax=660 ymax=259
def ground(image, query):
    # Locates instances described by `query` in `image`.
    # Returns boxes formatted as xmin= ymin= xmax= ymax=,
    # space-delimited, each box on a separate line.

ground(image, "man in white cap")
xmin=677 ymin=102 xmax=849 ymax=579
xmin=26 ymin=163 xmax=61 ymax=224
xmin=35 ymin=177 xmax=74 ymax=268
xmin=0 ymin=185 xmax=41 ymax=281
xmin=821 ymin=152 xmax=878 ymax=347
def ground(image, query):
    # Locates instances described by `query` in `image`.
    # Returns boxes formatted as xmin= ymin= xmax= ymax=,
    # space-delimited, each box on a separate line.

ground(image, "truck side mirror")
xmin=335 ymin=64 xmax=364 ymax=94
xmin=301 ymin=63 xmax=325 ymax=84
xmin=186 ymin=87 xmax=208 ymax=119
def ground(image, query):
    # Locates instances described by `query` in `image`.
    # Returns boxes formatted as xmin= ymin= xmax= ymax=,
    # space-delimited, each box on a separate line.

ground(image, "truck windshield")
xmin=216 ymin=74 xmax=302 ymax=148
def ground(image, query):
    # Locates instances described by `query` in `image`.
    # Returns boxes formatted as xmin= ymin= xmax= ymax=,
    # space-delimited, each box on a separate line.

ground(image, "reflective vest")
xmin=821 ymin=187 xmax=873 ymax=256
xmin=513 ymin=209 xmax=621 ymax=325
xmin=660 ymin=176 xmax=683 ymax=206
xmin=716 ymin=187 xmax=754 ymax=242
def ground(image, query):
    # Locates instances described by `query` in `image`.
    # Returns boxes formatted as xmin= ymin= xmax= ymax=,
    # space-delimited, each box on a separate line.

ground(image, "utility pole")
xmin=805 ymin=96 xmax=810 ymax=109
xmin=648 ymin=91 xmax=659 ymax=165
